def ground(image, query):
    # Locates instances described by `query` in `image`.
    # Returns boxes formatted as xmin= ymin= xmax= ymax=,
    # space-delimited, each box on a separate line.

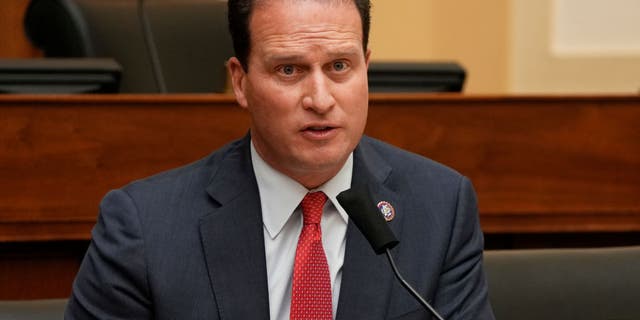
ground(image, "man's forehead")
xmin=251 ymin=0 xmax=359 ymax=22
xmin=249 ymin=0 xmax=361 ymax=32
xmin=246 ymin=0 xmax=364 ymax=66
xmin=254 ymin=0 xmax=355 ymax=8
xmin=249 ymin=0 xmax=362 ymax=42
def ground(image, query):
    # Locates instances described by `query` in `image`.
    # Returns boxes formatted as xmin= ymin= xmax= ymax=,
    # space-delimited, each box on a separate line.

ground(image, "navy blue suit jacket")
xmin=66 ymin=135 xmax=494 ymax=319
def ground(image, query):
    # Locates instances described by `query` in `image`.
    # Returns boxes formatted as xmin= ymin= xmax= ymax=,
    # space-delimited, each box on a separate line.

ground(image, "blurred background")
xmin=369 ymin=0 xmax=640 ymax=94
xmin=1 ymin=0 xmax=639 ymax=94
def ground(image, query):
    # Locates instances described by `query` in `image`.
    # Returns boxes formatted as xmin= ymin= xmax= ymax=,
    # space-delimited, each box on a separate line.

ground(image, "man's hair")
xmin=228 ymin=0 xmax=371 ymax=71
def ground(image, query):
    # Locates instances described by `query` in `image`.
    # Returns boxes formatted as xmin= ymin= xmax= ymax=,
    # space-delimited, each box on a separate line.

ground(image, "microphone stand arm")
xmin=385 ymin=248 xmax=445 ymax=320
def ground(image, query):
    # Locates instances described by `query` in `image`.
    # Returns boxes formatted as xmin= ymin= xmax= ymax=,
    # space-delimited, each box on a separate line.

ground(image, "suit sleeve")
xmin=433 ymin=176 xmax=495 ymax=320
xmin=65 ymin=189 xmax=152 ymax=319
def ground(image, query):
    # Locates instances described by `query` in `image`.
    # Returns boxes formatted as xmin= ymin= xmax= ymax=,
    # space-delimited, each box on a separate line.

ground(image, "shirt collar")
xmin=251 ymin=140 xmax=352 ymax=239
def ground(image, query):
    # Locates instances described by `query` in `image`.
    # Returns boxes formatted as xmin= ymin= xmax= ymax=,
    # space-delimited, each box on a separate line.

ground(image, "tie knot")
xmin=301 ymin=191 xmax=327 ymax=225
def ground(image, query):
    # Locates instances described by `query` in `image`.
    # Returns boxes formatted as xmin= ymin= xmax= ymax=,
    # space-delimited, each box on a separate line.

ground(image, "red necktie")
xmin=290 ymin=191 xmax=333 ymax=320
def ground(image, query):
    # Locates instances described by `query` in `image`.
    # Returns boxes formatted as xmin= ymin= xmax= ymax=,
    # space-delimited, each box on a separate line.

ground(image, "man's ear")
xmin=227 ymin=57 xmax=248 ymax=109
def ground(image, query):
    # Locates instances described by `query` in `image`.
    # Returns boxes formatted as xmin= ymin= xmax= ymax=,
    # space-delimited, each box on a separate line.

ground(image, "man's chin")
xmin=298 ymin=153 xmax=350 ymax=173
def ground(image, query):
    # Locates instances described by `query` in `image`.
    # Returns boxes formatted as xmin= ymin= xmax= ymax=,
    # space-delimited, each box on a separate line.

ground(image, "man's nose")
xmin=302 ymin=71 xmax=336 ymax=113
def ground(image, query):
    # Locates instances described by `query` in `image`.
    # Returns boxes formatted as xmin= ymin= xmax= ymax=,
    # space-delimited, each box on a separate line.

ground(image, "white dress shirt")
xmin=250 ymin=141 xmax=351 ymax=320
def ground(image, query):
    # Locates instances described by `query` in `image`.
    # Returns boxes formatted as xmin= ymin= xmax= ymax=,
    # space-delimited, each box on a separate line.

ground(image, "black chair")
xmin=484 ymin=246 xmax=640 ymax=320
xmin=24 ymin=0 xmax=233 ymax=93
xmin=0 ymin=58 xmax=121 ymax=93
xmin=367 ymin=62 xmax=466 ymax=93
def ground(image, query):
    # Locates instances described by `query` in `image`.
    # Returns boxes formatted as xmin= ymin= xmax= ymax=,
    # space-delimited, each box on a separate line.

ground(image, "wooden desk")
xmin=366 ymin=94 xmax=640 ymax=234
xmin=2 ymin=94 xmax=640 ymax=239
xmin=2 ymin=93 xmax=640 ymax=299
xmin=1 ymin=95 xmax=248 ymax=242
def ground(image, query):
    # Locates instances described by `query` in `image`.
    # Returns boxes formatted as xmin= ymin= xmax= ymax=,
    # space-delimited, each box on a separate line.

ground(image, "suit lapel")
xmin=199 ymin=136 xmax=270 ymax=320
xmin=196 ymin=136 xmax=410 ymax=319
xmin=336 ymin=138 xmax=407 ymax=320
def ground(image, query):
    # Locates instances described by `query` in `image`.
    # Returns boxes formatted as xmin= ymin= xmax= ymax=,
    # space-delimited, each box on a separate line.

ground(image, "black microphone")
xmin=337 ymin=187 xmax=445 ymax=320
xmin=336 ymin=186 xmax=398 ymax=254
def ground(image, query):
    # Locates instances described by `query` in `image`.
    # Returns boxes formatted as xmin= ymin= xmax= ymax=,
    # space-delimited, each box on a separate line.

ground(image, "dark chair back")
xmin=25 ymin=0 xmax=232 ymax=93
xmin=0 ymin=299 xmax=67 ymax=319
xmin=484 ymin=246 xmax=640 ymax=320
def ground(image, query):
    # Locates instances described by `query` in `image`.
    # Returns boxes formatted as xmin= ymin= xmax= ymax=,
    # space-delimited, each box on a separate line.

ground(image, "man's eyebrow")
xmin=264 ymin=48 xmax=363 ymax=64
xmin=328 ymin=47 xmax=363 ymax=58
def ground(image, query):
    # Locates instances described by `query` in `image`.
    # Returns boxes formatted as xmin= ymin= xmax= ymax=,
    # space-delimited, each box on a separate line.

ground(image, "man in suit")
xmin=65 ymin=0 xmax=494 ymax=319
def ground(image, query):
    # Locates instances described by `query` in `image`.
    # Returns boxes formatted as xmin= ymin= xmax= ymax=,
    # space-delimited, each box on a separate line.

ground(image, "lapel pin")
xmin=377 ymin=201 xmax=395 ymax=222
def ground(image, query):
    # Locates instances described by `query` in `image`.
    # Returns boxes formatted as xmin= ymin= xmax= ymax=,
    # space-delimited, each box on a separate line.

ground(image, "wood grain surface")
xmin=1 ymin=94 xmax=640 ymax=241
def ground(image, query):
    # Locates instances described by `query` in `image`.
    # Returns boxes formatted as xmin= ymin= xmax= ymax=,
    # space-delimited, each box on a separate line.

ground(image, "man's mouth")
xmin=306 ymin=126 xmax=332 ymax=132
xmin=301 ymin=125 xmax=336 ymax=139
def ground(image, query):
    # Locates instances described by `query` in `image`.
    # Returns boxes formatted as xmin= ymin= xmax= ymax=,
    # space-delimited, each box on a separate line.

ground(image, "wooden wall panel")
xmin=367 ymin=95 xmax=640 ymax=233
xmin=1 ymin=95 xmax=249 ymax=241
xmin=2 ymin=94 xmax=640 ymax=240
xmin=1 ymin=93 xmax=640 ymax=300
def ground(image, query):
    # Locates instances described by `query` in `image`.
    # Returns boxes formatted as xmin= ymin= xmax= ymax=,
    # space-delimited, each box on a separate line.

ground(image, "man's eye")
xmin=333 ymin=61 xmax=347 ymax=71
xmin=281 ymin=65 xmax=295 ymax=75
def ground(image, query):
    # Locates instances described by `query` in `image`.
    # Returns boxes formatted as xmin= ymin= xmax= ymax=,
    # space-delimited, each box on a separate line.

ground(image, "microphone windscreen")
xmin=337 ymin=187 xmax=399 ymax=254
